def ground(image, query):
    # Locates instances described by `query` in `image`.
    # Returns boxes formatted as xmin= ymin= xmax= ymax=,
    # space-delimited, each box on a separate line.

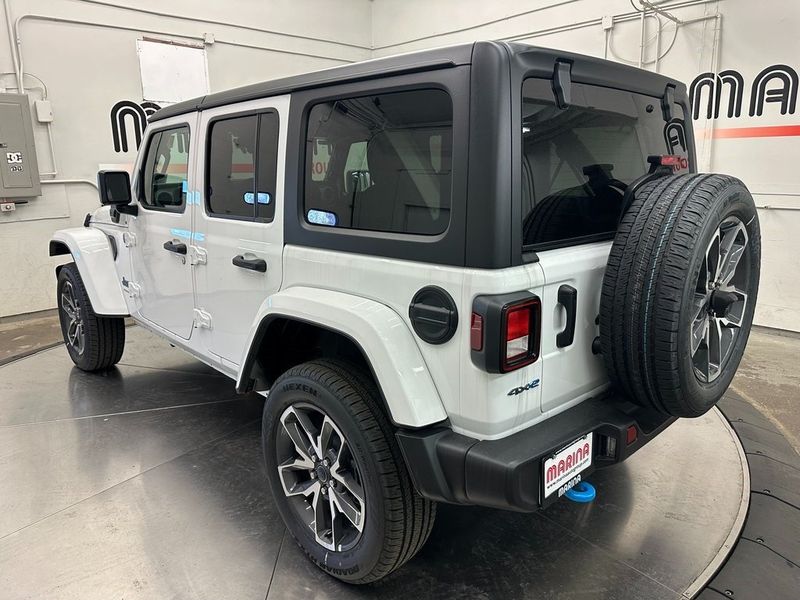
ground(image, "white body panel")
xmin=193 ymin=96 xmax=289 ymax=366
xmin=237 ymin=285 xmax=448 ymax=427
xmin=280 ymin=244 xmax=608 ymax=439
xmin=536 ymin=242 xmax=611 ymax=414
xmin=51 ymin=209 xmax=610 ymax=438
xmin=50 ymin=227 xmax=128 ymax=316
xmin=127 ymin=113 xmax=200 ymax=340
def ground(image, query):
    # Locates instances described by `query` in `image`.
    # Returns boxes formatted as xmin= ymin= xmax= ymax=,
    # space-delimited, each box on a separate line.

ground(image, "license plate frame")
xmin=541 ymin=433 xmax=594 ymax=506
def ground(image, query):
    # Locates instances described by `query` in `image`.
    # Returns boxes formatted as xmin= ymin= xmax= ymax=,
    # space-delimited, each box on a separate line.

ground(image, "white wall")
xmin=371 ymin=0 xmax=800 ymax=332
xmin=0 ymin=0 xmax=370 ymax=317
xmin=3 ymin=0 xmax=800 ymax=333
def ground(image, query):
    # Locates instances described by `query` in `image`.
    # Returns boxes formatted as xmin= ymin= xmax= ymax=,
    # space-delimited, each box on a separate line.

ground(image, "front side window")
xmin=141 ymin=126 xmax=190 ymax=211
xmin=207 ymin=112 xmax=280 ymax=221
xmin=304 ymin=88 xmax=453 ymax=236
xmin=521 ymin=78 xmax=689 ymax=250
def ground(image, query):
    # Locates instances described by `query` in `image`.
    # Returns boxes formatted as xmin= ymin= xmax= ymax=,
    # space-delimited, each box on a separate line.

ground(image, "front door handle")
xmin=556 ymin=284 xmax=577 ymax=348
xmin=163 ymin=240 xmax=187 ymax=255
xmin=232 ymin=255 xmax=267 ymax=273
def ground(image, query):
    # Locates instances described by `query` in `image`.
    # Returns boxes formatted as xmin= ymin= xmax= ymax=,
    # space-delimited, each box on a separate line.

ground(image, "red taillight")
xmin=659 ymin=154 xmax=682 ymax=166
xmin=505 ymin=306 xmax=530 ymax=360
xmin=470 ymin=313 xmax=484 ymax=351
xmin=626 ymin=425 xmax=638 ymax=446
xmin=501 ymin=299 xmax=540 ymax=372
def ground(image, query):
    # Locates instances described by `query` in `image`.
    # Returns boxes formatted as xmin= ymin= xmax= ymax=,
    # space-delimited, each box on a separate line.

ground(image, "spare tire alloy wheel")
xmin=60 ymin=280 xmax=85 ymax=356
xmin=276 ymin=404 xmax=365 ymax=552
xmin=691 ymin=216 xmax=752 ymax=383
xmin=600 ymin=174 xmax=761 ymax=418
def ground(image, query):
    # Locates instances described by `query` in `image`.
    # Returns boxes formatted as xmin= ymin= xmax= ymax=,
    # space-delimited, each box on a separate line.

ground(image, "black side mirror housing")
xmin=97 ymin=170 xmax=137 ymax=216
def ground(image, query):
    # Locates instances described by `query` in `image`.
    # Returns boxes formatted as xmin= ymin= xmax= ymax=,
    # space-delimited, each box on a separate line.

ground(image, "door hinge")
xmin=121 ymin=277 xmax=141 ymax=298
xmin=122 ymin=232 xmax=136 ymax=247
xmin=189 ymin=245 xmax=207 ymax=266
xmin=193 ymin=308 xmax=213 ymax=329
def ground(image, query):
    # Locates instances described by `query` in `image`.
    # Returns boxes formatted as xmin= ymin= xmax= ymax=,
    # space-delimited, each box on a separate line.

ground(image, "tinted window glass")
xmin=304 ymin=88 xmax=453 ymax=235
xmin=208 ymin=115 xmax=256 ymax=218
xmin=256 ymin=112 xmax=279 ymax=221
xmin=141 ymin=126 xmax=189 ymax=210
xmin=521 ymin=78 xmax=689 ymax=249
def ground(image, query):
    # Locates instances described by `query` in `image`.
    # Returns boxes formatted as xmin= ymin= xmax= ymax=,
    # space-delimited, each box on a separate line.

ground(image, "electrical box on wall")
xmin=0 ymin=93 xmax=41 ymax=200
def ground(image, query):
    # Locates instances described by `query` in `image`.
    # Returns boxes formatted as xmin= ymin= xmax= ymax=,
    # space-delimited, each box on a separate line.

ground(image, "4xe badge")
xmin=508 ymin=378 xmax=540 ymax=396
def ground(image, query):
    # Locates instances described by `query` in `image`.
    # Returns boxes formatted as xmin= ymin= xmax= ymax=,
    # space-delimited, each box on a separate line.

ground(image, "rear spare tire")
xmin=600 ymin=174 xmax=760 ymax=417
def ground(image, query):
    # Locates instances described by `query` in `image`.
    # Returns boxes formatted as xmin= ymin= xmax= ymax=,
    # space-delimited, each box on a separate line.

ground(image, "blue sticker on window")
xmin=307 ymin=209 xmax=337 ymax=226
xmin=244 ymin=192 xmax=272 ymax=205
xmin=181 ymin=180 xmax=188 ymax=193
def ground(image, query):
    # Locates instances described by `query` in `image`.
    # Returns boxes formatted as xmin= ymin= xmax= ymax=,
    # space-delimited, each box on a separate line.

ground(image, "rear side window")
xmin=207 ymin=112 xmax=280 ymax=221
xmin=141 ymin=126 xmax=190 ymax=211
xmin=304 ymin=88 xmax=453 ymax=236
xmin=208 ymin=115 xmax=256 ymax=218
xmin=521 ymin=78 xmax=689 ymax=250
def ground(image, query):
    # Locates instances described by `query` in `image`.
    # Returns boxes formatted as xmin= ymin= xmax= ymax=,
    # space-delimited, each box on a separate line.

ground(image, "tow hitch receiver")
xmin=565 ymin=481 xmax=596 ymax=503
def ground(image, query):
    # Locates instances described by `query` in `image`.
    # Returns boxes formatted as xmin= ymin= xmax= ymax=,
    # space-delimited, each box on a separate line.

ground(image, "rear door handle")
xmin=163 ymin=240 xmax=187 ymax=255
xmin=556 ymin=284 xmax=577 ymax=348
xmin=232 ymin=255 xmax=267 ymax=273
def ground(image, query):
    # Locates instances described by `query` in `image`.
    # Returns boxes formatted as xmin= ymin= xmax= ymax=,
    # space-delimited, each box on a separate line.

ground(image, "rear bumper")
xmin=396 ymin=395 xmax=676 ymax=512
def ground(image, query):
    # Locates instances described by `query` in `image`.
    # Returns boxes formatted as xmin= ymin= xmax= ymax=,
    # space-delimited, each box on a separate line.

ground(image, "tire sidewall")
xmin=262 ymin=370 xmax=387 ymax=581
xmin=673 ymin=183 xmax=760 ymax=413
xmin=57 ymin=266 xmax=87 ymax=368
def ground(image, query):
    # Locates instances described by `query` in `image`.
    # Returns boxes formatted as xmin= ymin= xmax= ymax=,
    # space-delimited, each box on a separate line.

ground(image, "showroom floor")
xmin=0 ymin=319 xmax=797 ymax=599
xmin=3 ymin=313 xmax=797 ymax=446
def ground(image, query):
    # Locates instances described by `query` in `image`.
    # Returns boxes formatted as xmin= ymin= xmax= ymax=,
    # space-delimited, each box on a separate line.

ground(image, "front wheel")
xmin=57 ymin=263 xmax=125 ymax=371
xmin=262 ymin=360 xmax=436 ymax=583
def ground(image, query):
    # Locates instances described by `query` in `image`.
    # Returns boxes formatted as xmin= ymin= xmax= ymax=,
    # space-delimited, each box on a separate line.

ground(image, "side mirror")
xmin=97 ymin=170 xmax=137 ymax=216
xmin=97 ymin=170 xmax=131 ymax=205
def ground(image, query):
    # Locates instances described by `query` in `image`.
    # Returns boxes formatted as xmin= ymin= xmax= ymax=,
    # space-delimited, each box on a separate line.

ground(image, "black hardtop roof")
xmin=149 ymin=40 xmax=686 ymax=123
xmin=149 ymin=42 xmax=476 ymax=122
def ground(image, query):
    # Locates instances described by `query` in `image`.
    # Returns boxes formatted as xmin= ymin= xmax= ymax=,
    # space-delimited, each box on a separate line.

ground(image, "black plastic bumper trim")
xmin=396 ymin=393 xmax=675 ymax=512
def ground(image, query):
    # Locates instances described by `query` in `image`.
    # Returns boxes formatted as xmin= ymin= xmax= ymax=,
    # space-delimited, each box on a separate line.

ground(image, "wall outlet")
xmin=34 ymin=100 xmax=53 ymax=123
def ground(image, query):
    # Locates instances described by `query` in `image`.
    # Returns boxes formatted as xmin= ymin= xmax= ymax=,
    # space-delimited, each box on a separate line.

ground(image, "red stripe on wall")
xmin=712 ymin=124 xmax=800 ymax=139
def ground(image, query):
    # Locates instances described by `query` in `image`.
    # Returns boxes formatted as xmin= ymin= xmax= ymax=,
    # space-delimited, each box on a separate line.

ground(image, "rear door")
xmin=520 ymin=78 xmax=690 ymax=413
xmin=192 ymin=96 xmax=288 ymax=371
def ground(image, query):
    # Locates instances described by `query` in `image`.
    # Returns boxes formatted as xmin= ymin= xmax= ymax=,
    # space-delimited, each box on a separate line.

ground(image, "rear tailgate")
xmin=518 ymin=64 xmax=691 ymax=417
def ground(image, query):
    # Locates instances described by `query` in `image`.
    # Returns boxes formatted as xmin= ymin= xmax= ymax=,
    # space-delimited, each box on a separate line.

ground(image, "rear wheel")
xmin=57 ymin=263 xmax=125 ymax=371
xmin=262 ymin=360 xmax=436 ymax=583
xmin=600 ymin=174 xmax=760 ymax=417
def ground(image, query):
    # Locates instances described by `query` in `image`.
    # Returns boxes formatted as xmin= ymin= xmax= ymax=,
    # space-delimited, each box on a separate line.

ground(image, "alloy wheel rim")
xmin=61 ymin=281 xmax=85 ymax=356
xmin=276 ymin=404 xmax=366 ymax=552
xmin=691 ymin=216 xmax=751 ymax=383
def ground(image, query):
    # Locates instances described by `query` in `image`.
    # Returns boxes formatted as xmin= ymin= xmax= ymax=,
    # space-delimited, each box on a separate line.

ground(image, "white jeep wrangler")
xmin=50 ymin=42 xmax=760 ymax=583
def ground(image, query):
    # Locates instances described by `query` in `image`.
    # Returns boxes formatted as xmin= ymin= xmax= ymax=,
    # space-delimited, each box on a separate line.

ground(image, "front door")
xmin=192 ymin=97 xmax=288 ymax=368
xmin=129 ymin=118 xmax=196 ymax=340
